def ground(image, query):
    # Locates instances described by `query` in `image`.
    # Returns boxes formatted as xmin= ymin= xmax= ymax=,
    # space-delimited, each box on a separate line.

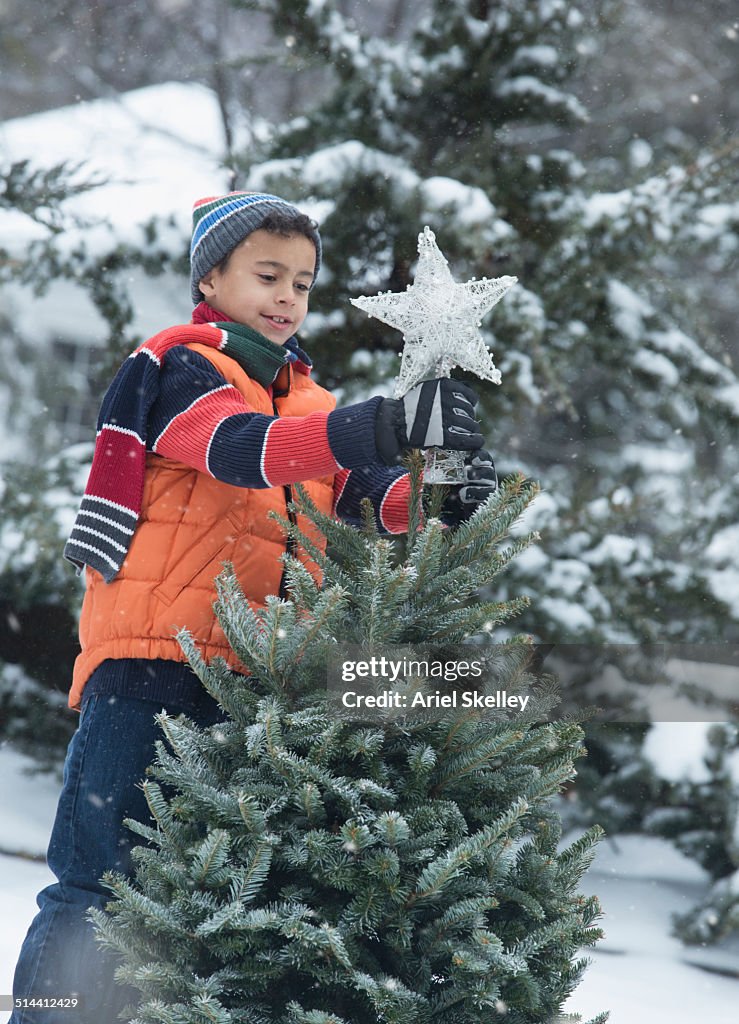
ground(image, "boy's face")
xmin=198 ymin=229 xmax=316 ymax=345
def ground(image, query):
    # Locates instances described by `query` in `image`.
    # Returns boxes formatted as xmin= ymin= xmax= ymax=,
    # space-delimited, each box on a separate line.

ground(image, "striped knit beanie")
xmin=190 ymin=192 xmax=322 ymax=304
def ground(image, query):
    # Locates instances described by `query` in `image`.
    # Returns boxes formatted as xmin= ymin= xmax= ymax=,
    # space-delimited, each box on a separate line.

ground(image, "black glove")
xmin=375 ymin=378 xmax=483 ymax=467
xmin=441 ymin=449 xmax=498 ymax=527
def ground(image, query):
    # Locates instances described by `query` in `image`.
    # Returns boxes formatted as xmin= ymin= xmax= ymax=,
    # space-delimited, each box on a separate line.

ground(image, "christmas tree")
xmin=92 ymin=462 xmax=607 ymax=1023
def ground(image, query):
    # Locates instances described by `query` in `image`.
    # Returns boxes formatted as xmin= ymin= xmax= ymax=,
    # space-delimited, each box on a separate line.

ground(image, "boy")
xmin=10 ymin=192 xmax=496 ymax=1023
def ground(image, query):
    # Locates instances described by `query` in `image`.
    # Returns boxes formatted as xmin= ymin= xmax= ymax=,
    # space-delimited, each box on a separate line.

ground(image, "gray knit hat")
xmin=190 ymin=191 xmax=322 ymax=304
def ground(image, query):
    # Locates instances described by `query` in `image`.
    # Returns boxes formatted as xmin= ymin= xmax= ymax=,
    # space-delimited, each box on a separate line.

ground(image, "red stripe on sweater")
xmin=332 ymin=468 xmax=351 ymax=514
xmin=153 ymin=386 xmax=251 ymax=475
xmin=379 ymin=474 xmax=412 ymax=534
xmin=86 ymin=427 xmax=145 ymax=510
xmin=261 ymin=412 xmax=341 ymax=486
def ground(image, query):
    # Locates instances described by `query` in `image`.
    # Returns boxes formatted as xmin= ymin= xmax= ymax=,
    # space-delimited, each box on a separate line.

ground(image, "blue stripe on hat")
xmin=190 ymin=193 xmax=289 ymax=259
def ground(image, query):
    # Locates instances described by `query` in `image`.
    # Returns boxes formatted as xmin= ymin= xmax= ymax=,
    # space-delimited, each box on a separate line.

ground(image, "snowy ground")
xmin=1 ymin=744 xmax=737 ymax=1023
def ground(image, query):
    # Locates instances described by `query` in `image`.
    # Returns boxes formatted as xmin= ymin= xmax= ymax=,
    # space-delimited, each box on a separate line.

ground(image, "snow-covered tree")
xmin=0 ymin=169 xmax=99 ymax=763
xmin=0 ymin=448 xmax=88 ymax=770
xmin=643 ymin=722 xmax=739 ymax=946
xmin=93 ymin=466 xmax=607 ymax=1024
xmin=0 ymin=160 xmax=180 ymax=767
xmin=229 ymin=0 xmax=739 ymax=652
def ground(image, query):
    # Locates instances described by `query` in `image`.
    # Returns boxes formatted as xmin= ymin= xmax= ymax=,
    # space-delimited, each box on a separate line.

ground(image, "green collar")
xmin=216 ymin=321 xmax=289 ymax=388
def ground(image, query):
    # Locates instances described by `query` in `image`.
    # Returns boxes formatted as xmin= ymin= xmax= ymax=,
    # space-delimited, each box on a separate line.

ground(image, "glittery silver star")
xmin=351 ymin=226 xmax=517 ymax=398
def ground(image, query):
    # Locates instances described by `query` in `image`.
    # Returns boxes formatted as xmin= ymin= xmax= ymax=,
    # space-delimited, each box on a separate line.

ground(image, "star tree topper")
xmin=351 ymin=226 xmax=517 ymax=398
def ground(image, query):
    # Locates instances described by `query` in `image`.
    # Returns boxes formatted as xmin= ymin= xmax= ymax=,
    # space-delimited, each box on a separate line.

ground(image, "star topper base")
xmin=423 ymin=446 xmax=466 ymax=485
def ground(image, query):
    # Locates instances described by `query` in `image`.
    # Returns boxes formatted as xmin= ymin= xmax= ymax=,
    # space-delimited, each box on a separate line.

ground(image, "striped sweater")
xmin=64 ymin=306 xmax=411 ymax=581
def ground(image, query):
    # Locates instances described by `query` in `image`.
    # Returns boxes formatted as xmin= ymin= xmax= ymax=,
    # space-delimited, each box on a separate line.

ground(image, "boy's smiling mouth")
xmin=262 ymin=314 xmax=293 ymax=329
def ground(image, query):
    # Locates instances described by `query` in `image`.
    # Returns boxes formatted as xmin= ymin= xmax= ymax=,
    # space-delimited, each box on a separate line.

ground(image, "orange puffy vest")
xmin=69 ymin=342 xmax=336 ymax=710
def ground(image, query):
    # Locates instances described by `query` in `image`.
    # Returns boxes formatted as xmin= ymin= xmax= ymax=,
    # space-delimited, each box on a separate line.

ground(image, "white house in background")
xmin=0 ymin=82 xmax=233 ymax=456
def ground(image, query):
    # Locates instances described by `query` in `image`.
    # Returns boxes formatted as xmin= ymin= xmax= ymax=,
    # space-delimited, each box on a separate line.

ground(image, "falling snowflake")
xmin=351 ymin=226 xmax=517 ymax=398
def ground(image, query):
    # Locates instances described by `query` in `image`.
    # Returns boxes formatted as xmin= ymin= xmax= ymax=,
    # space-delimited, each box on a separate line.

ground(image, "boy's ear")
xmin=198 ymin=270 xmax=217 ymax=297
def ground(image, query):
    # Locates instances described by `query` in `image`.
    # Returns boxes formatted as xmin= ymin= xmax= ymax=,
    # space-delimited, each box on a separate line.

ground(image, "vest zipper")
xmin=278 ymin=484 xmax=298 ymax=600
xmin=272 ymin=366 xmax=297 ymax=601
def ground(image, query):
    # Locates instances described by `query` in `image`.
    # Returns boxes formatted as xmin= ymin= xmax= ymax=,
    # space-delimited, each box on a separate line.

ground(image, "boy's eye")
xmin=258 ymin=274 xmax=276 ymax=282
xmin=296 ymin=283 xmax=310 ymax=292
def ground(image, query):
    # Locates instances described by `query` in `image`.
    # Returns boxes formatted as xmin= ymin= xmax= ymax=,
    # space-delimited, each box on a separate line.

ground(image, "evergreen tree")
xmin=230 ymin=0 xmax=739 ymax=650
xmin=0 ymin=159 xmax=186 ymax=374
xmin=645 ymin=723 xmax=739 ymax=946
xmin=0 ymin=159 xmax=184 ymax=767
xmin=0 ymin=449 xmax=86 ymax=771
xmin=93 ymin=465 xmax=607 ymax=1023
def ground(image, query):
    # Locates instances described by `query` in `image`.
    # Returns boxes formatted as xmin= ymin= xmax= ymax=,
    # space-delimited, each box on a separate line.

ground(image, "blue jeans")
xmin=9 ymin=691 xmax=225 ymax=1024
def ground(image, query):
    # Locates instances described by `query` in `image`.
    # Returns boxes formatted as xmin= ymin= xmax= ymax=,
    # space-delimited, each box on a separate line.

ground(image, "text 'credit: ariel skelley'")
xmin=340 ymin=689 xmax=530 ymax=711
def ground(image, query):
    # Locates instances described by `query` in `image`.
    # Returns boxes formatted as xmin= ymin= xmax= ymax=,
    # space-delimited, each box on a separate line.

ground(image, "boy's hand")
xmin=375 ymin=378 xmax=483 ymax=466
xmin=441 ymin=449 xmax=498 ymax=527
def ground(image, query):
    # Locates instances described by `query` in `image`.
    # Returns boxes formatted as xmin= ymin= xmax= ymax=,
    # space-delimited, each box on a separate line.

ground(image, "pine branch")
xmin=404 ymin=449 xmax=426 ymax=548
xmin=556 ymin=826 xmax=607 ymax=887
xmin=190 ymin=830 xmax=232 ymax=886
xmin=196 ymin=839 xmax=275 ymax=937
xmin=410 ymin=799 xmax=530 ymax=906
xmin=430 ymin=728 xmax=528 ymax=793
